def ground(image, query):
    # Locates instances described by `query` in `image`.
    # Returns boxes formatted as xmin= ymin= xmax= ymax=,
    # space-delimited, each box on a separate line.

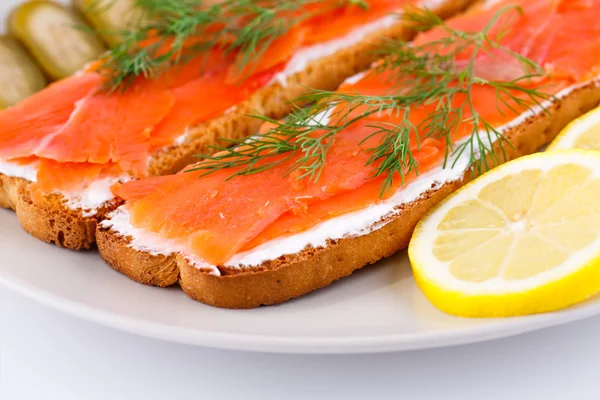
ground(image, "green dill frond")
xmin=98 ymin=0 xmax=369 ymax=91
xmin=191 ymin=5 xmax=552 ymax=197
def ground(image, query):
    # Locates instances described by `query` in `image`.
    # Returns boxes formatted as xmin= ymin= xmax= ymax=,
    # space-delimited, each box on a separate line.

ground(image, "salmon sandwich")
xmin=96 ymin=0 xmax=600 ymax=308
xmin=0 ymin=0 xmax=472 ymax=249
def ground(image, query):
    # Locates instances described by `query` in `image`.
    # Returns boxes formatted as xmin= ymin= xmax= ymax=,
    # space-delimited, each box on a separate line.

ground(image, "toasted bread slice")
xmin=2 ymin=0 xmax=473 ymax=250
xmin=97 ymin=79 xmax=600 ymax=308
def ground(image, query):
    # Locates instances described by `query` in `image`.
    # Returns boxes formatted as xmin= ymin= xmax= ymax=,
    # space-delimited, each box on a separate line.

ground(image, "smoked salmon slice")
xmin=112 ymin=174 xmax=177 ymax=203
xmin=225 ymin=27 xmax=305 ymax=84
xmin=34 ymin=159 xmax=107 ymax=194
xmin=303 ymin=0 xmax=399 ymax=44
xmin=241 ymin=137 xmax=445 ymax=251
xmin=415 ymin=0 xmax=600 ymax=82
xmin=150 ymin=67 xmax=277 ymax=150
xmin=142 ymin=48 xmax=235 ymax=90
xmin=31 ymin=160 xmax=126 ymax=206
xmin=0 ymin=73 xmax=102 ymax=159
xmin=116 ymin=0 xmax=600 ymax=266
xmin=36 ymin=80 xmax=175 ymax=175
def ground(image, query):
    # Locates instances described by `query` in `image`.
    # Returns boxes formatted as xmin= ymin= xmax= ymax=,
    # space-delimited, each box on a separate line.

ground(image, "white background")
xmin=2 ymin=1 xmax=600 ymax=398
xmin=3 ymin=287 xmax=600 ymax=399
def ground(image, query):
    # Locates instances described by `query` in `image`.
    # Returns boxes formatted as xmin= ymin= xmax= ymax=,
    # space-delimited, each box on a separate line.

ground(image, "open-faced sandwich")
xmin=98 ymin=0 xmax=600 ymax=308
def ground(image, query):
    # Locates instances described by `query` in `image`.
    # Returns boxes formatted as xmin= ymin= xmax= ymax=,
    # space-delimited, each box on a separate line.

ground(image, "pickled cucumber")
xmin=0 ymin=35 xmax=47 ymax=107
xmin=8 ymin=1 xmax=107 ymax=80
xmin=74 ymin=0 xmax=143 ymax=46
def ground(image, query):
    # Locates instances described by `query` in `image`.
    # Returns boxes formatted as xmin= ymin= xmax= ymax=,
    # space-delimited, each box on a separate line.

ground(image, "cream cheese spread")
xmin=60 ymin=175 xmax=130 ymax=218
xmin=0 ymin=159 xmax=38 ymax=182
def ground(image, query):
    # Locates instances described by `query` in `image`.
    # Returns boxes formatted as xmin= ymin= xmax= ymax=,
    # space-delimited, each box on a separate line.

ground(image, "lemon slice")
xmin=548 ymin=106 xmax=600 ymax=151
xmin=408 ymin=151 xmax=600 ymax=317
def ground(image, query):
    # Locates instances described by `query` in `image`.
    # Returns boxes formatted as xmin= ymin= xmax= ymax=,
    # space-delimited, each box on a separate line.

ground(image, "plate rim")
xmin=4 ymin=270 xmax=600 ymax=354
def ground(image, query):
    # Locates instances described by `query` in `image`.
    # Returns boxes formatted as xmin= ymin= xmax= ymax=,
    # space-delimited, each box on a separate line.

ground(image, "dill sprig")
xmin=191 ymin=5 xmax=553 ymax=196
xmin=98 ymin=0 xmax=369 ymax=91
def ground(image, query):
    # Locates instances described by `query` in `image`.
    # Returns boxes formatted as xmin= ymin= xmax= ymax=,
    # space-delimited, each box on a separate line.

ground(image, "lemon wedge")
xmin=548 ymin=106 xmax=600 ymax=151
xmin=408 ymin=151 xmax=600 ymax=317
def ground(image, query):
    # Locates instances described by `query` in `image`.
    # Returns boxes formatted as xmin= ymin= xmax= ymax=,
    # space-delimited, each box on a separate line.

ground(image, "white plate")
xmin=3 ymin=208 xmax=600 ymax=354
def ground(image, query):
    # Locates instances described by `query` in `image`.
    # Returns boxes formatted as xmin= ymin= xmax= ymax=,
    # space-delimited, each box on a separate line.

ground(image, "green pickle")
xmin=74 ymin=0 xmax=143 ymax=46
xmin=0 ymin=35 xmax=47 ymax=107
xmin=8 ymin=1 xmax=106 ymax=80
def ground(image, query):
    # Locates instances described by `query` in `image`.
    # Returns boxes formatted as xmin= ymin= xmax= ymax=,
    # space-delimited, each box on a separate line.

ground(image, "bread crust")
xmin=96 ymin=227 xmax=178 ymax=286
xmin=5 ymin=0 xmax=473 ymax=249
xmin=97 ymin=80 xmax=600 ymax=309
xmin=16 ymin=190 xmax=119 ymax=250
xmin=1 ymin=173 xmax=118 ymax=249
xmin=0 ymin=174 xmax=25 ymax=210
